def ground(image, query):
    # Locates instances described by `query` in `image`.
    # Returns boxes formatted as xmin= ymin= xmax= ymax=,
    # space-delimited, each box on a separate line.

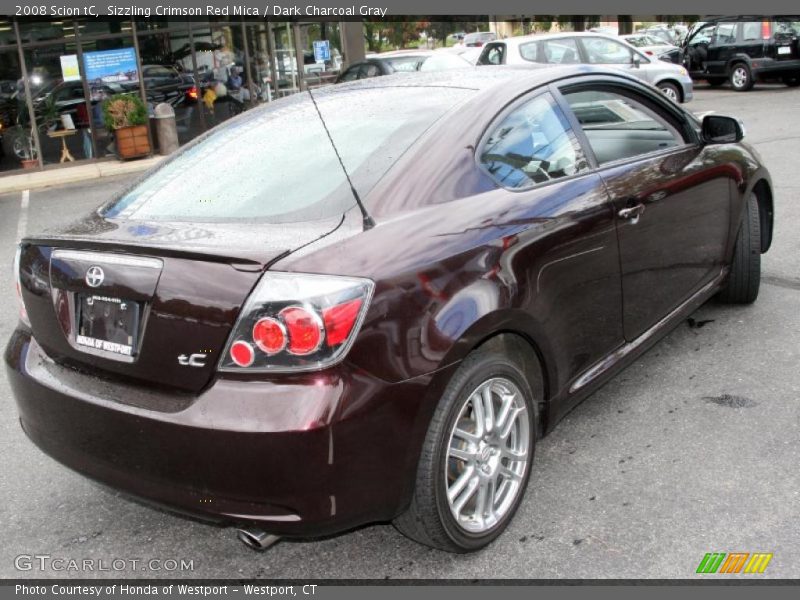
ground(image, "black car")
xmin=683 ymin=17 xmax=800 ymax=90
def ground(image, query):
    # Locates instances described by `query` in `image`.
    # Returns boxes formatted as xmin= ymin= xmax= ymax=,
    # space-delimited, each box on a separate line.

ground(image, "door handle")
xmin=618 ymin=203 xmax=646 ymax=221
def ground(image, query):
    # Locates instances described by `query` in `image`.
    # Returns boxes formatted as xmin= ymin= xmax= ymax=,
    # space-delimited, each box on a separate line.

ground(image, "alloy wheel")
xmin=660 ymin=86 xmax=679 ymax=102
xmin=444 ymin=377 xmax=530 ymax=534
xmin=732 ymin=67 xmax=748 ymax=89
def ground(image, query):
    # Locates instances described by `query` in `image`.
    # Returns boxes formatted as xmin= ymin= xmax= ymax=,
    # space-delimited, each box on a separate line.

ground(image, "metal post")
xmin=292 ymin=22 xmax=306 ymax=91
xmin=240 ymin=20 xmax=255 ymax=106
xmin=187 ymin=21 xmax=207 ymax=131
xmin=13 ymin=18 xmax=44 ymax=169
xmin=265 ymin=20 xmax=278 ymax=101
xmin=74 ymin=18 xmax=99 ymax=160
xmin=130 ymin=20 xmax=154 ymax=157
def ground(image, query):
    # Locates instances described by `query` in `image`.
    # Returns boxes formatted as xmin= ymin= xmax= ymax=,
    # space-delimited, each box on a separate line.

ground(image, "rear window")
xmin=103 ymin=87 xmax=472 ymax=223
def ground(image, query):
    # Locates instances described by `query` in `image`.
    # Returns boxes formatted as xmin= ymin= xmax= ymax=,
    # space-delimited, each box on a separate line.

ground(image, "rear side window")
xmin=563 ymin=89 xmax=684 ymax=165
xmin=104 ymin=87 xmax=473 ymax=223
xmin=540 ymin=39 xmax=581 ymax=64
xmin=479 ymin=92 xmax=588 ymax=189
xmin=742 ymin=22 xmax=762 ymax=41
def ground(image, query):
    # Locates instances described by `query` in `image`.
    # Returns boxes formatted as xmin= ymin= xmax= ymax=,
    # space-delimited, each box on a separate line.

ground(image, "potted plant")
xmin=101 ymin=93 xmax=150 ymax=159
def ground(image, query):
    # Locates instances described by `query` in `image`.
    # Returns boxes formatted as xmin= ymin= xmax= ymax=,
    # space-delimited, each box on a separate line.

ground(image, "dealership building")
xmin=0 ymin=17 xmax=366 ymax=175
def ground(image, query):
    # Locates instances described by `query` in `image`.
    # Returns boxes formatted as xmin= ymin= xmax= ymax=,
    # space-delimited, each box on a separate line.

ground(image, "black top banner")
xmin=0 ymin=0 xmax=799 ymax=17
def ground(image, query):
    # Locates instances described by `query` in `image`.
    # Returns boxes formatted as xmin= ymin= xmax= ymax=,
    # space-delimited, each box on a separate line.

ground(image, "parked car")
xmin=621 ymin=33 xmax=683 ymax=64
xmin=463 ymin=31 xmax=497 ymax=47
xmin=8 ymin=66 xmax=773 ymax=553
xmin=477 ymin=32 xmax=694 ymax=103
xmin=683 ymin=17 xmax=800 ymax=90
xmin=336 ymin=50 xmax=471 ymax=83
xmin=141 ymin=64 xmax=198 ymax=103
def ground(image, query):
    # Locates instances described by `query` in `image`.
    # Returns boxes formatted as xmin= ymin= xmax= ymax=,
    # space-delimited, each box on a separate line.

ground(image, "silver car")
xmin=477 ymin=32 xmax=693 ymax=103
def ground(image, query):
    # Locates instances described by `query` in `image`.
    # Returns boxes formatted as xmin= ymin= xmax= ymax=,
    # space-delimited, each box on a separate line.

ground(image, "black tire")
xmin=393 ymin=342 xmax=541 ymax=552
xmin=718 ymin=194 xmax=761 ymax=304
xmin=783 ymin=76 xmax=800 ymax=87
xmin=707 ymin=78 xmax=725 ymax=87
xmin=729 ymin=62 xmax=754 ymax=91
xmin=657 ymin=81 xmax=681 ymax=103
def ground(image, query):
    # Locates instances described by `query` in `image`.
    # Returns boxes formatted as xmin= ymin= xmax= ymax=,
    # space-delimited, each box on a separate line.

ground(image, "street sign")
xmin=313 ymin=40 xmax=331 ymax=63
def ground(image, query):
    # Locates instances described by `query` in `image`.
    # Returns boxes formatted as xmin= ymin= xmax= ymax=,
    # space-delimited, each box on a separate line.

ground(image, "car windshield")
xmin=103 ymin=86 xmax=472 ymax=223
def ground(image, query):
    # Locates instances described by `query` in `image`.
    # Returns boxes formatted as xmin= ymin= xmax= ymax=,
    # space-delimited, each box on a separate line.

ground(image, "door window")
xmin=479 ymin=92 xmax=588 ymax=189
xmin=580 ymin=37 xmax=633 ymax=64
xmin=714 ymin=23 xmax=737 ymax=44
xmin=540 ymin=39 xmax=581 ymax=64
xmin=563 ymin=89 xmax=685 ymax=165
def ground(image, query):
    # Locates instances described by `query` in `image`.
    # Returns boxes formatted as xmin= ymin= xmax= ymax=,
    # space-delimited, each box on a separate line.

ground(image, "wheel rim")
xmin=444 ymin=377 xmax=530 ymax=534
xmin=661 ymin=86 xmax=678 ymax=101
xmin=732 ymin=67 xmax=747 ymax=88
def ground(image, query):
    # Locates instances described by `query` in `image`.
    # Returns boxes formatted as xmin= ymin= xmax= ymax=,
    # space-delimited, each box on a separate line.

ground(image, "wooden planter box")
xmin=115 ymin=124 xmax=150 ymax=160
xmin=20 ymin=159 xmax=38 ymax=169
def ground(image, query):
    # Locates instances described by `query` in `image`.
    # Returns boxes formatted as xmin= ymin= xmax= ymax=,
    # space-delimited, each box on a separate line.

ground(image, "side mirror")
xmin=632 ymin=55 xmax=641 ymax=68
xmin=702 ymin=115 xmax=745 ymax=144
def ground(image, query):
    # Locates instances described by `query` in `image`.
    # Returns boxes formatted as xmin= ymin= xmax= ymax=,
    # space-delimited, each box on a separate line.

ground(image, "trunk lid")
xmin=19 ymin=212 xmax=344 ymax=393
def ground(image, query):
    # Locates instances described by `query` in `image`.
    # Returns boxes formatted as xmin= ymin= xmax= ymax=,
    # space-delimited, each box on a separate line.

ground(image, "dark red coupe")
xmin=6 ymin=66 xmax=773 ymax=552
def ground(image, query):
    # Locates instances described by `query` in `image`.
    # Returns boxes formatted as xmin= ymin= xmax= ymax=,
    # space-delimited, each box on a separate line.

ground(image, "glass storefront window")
xmin=74 ymin=17 xmax=133 ymax=38
xmin=0 ymin=48 xmax=32 ymax=172
xmin=189 ymin=22 xmax=248 ymax=125
xmin=22 ymin=42 xmax=92 ymax=166
xmin=0 ymin=18 xmax=16 ymax=45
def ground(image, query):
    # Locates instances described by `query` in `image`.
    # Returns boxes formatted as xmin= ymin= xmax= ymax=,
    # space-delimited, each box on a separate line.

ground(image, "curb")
xmin=0 ymin=156 xmax=165 ymax=195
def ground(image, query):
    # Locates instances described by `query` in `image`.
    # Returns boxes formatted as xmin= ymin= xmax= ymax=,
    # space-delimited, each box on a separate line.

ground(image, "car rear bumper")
xmin=5 ymin=328 xmax=450 ymax=537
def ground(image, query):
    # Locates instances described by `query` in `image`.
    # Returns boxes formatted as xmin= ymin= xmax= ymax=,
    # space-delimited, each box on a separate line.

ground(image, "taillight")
xmin=761 ymin=21 xmax=771 ymax=40
xmin=187 ymin=86 xmax=199 ymax=100
xmin=219 ymin=272 xmax=374 ymax=372
xmin=13 ymin=246 xmax=31 ymax=328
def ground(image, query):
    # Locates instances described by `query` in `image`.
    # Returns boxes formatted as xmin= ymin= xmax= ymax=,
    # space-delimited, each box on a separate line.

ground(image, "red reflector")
xmin=322 ymin=298 xmax=363 ymax=347
xmin=252 ymin=317 xmax=286 ymax=355
xmin=645 ymin=50 xmax=654 ymax=55
xmin=280 ymin=306 xmax=323 ymax=355
xmin=762 ymin=20 xmax=771 ymax=40
xmin=230 ymin=340 xmax=255 ymax=367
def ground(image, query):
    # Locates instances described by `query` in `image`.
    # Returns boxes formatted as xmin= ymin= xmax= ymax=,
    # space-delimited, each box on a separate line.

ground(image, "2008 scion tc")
xmin=6 ymin=66 xmax=773 ymax=552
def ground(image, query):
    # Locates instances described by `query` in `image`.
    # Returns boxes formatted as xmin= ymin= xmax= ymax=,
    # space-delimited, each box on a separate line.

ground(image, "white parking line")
xmin=16 ymin=189 xmax=29 ymax=242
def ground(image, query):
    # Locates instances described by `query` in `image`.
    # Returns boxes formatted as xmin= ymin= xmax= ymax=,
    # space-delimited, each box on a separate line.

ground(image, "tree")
xmin=618 ymin=15 xmax=633 ymax=35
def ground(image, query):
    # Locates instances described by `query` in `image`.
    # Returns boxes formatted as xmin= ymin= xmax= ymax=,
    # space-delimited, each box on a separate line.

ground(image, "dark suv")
xmin=683 ymin=17 xmax=800 ymax=90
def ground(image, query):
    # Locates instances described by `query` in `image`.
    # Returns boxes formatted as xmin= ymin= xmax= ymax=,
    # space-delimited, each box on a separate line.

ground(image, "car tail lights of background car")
xmin=219 ymin=272 xmax=374 ymax=372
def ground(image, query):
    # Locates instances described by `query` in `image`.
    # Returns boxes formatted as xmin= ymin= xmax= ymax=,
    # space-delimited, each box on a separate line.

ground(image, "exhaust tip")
xmin=237 ymin=527 xmax=280 ymax=552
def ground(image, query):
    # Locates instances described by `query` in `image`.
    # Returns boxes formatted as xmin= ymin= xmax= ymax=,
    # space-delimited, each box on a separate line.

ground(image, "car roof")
xmin=330 ymin=64 xmax=645 ymax=95
xmin=489 ymin=31 xmax=629 ymax=47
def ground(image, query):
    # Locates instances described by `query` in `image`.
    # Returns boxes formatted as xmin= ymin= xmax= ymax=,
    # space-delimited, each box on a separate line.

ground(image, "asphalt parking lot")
xmin=0 ymin=82 xmax=798 ymax=580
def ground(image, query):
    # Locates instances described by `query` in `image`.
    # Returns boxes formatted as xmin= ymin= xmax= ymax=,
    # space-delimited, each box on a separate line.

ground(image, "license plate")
xmin=778 ymin=46 xmax=791 ymax=55
xmin=76 ymin=294 xmax=140 ymax=357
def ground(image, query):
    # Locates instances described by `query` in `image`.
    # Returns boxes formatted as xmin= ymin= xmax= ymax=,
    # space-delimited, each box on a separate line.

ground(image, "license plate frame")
xmin=75 ymin=294 xmax=141 ymax=357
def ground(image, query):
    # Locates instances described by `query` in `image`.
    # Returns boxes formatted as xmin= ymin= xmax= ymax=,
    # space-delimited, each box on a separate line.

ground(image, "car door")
xmin=740 ymin=21 xmax=767 ymax=60
xmin=706 ymin=22 xmax=738 ymax=75
xmin=557 ymin=82 xmax=732 ymax=341
xmin=476 ymin=89 xmax=625 ymax=390
xmin=684 ymin=23 xmax=716 ymax=74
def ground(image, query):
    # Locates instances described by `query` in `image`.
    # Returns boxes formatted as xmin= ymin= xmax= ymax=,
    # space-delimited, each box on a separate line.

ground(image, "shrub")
xmin=101 ymin=94 xmax=147 ymax=130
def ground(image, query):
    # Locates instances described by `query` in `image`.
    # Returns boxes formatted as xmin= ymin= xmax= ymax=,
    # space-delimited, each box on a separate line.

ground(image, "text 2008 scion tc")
xmin=6 ymin=66 xmax=773 ymax=552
